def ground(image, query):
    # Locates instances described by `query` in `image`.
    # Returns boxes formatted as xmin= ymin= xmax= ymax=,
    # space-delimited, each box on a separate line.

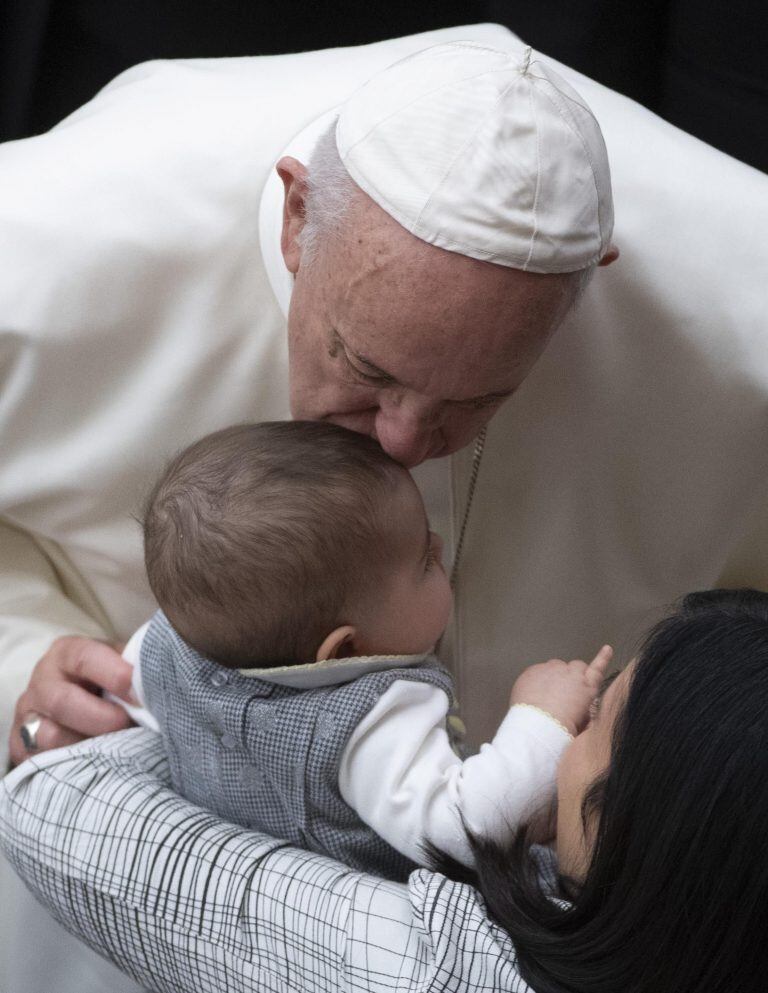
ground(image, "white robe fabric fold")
xmin=1 ymin=20 xmax=768 ymax=993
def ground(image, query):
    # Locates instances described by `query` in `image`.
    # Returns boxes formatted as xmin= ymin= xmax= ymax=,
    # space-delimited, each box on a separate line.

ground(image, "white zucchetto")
xmin=335 ymin=41 xmax=614 ymax=273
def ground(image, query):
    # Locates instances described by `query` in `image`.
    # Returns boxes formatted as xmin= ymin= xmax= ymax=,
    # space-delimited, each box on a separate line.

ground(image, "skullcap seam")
xmin=523 ymin=84 xmax=542 ymax=271
xmin=537 ymin=86 xmax=606 ymax=247
xmin=528 ymin=64 xmax=611 ymax=246
xmin=339 ymin=65 xmax=518 ymax=161
xmin=527 ymin=64 xmax=603 ymax=128
xmin=412 ymin=75 xmax=521 ymax=235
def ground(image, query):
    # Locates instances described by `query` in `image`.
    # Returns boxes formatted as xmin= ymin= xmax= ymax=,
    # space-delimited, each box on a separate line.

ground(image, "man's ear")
xmin=316 ymin=625 xmax=357 ymax=662
xmin=276 ymin=156 xmax=309 ymax=275
xmin=598 ymin=243 xmax=620 ymax=267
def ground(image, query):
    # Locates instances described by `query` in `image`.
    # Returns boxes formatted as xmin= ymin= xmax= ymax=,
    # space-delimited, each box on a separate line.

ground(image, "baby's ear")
xmin=316 ymin=625 xmax=357 ymax=662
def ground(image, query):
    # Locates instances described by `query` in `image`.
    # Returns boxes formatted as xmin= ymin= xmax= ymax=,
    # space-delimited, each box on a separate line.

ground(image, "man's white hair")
xmin=299 ymin=122 xmax=361 ymax=267
xmin=299 ymin=120 xmax=597 ymax=303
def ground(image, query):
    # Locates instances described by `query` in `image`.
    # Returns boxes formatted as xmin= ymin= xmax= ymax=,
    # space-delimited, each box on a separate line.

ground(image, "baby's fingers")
xmin=586 ymin=645 xmax=613 ymax=685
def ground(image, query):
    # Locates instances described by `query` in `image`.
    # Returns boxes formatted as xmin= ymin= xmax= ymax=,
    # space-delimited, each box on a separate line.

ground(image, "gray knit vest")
xmin=140 ymin=611 xmax=455 ymax=881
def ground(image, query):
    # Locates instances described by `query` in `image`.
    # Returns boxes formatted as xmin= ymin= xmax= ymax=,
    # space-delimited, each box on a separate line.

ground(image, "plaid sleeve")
xmin=0 ymin=729 xmax=462 ymax=993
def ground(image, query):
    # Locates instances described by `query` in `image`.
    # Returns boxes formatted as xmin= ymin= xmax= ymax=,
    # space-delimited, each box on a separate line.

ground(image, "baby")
xmin=122 ymin=421 xmax=610 ymax=880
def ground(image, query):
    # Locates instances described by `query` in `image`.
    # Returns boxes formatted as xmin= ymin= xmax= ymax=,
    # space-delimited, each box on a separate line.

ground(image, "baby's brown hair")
xmin=143 ymin=421 xmax=407 ymax=667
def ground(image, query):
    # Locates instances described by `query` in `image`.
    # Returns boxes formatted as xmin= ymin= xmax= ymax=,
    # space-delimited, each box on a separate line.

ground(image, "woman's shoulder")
xmin=401 ymin=847 xmax=562 ymax=990
xmin=405 ymin=868 xmax=533 ymax=991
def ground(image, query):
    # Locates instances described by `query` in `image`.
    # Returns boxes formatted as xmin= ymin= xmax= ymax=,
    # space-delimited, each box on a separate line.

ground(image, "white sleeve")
xmin=339 ymin=680 xmax=571 ymax=868
xmin=109 ymin=622 xmax=160 ymax=732
xmin=0 ymin=519 xmax=112 ymax=768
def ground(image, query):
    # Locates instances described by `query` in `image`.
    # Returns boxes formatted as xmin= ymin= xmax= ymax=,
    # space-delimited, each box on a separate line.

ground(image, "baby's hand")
xmin=509 ymin=645 xmax=613 ymax=737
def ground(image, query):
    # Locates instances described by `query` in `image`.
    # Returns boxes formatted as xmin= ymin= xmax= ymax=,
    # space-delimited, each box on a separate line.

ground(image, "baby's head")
xmin=143 ymin=421 xmax=452 ymax=667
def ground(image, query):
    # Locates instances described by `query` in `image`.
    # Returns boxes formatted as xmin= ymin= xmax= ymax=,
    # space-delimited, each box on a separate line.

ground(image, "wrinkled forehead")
xmin=335 ymin=192 xmax=573 ymax=322
xmin=324 ymin=203 xmax=573 ymax=399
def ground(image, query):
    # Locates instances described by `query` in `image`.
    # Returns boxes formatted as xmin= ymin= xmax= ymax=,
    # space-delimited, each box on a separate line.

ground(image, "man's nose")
xmin=374 ymin=401 xmax=438 ymax=468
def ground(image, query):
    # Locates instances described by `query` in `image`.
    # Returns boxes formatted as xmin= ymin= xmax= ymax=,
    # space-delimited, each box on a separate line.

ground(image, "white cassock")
xmin=0 ymin=21 xmax=767 ymax=993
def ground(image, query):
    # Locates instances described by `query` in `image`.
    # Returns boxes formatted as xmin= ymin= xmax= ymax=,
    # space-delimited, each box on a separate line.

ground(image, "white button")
xmin=221 ymin=733 xmax=237 ymax=750
xmin=210 ymin=670 xmax=229 ymax=687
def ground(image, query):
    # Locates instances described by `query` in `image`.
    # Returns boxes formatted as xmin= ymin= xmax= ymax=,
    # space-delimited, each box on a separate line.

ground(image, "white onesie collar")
xmin=237 ymin=651 xmax=432 ymax=690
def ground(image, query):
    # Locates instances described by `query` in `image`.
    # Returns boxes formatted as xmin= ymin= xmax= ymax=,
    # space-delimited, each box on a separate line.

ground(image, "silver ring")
xmin=19 ymin=713 xmax=43 ymax=752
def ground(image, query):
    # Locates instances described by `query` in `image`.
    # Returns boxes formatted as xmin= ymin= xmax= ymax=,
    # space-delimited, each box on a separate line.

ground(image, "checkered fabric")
xmin=140 ymin=611 xmax=455 ymax=880
xmin=0 ymin=729 xmax=536 ymax=993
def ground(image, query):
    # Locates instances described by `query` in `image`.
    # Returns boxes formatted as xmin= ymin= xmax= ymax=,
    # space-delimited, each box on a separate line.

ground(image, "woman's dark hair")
xmin=439 ymin=589 xmax=768 ymax=993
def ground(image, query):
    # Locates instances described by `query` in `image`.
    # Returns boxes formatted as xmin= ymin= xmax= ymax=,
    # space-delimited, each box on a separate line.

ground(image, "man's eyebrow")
xmin=334 ymin=329 xmax=515 ymax=405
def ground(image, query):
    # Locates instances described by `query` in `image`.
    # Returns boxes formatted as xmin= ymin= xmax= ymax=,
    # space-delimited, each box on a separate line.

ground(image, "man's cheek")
xmin=317 ymin=377 xmax=382 ymax=416
xmin=445 ymin=415 xmax=490 ymax=451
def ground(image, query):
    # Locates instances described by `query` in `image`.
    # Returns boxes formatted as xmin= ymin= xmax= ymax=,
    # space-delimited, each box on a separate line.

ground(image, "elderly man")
xmin=3 ymin=32 xmax=617 ymax=771
xmin=2 ymin=20 xmax=767 ymax=993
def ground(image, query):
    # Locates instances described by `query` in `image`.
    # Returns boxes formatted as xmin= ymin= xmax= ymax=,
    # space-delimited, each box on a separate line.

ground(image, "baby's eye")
xmin=588 ymin=697 xmax=600 ymax=723
xmin=424 ymin=546 xmax=437 ymax=572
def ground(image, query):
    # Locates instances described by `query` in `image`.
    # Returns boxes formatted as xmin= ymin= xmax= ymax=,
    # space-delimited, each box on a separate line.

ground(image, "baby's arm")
xmin=339 ymin=647 xmax=612 ymax=869
xmin=106 ymin=621 xmax=160 ymax=732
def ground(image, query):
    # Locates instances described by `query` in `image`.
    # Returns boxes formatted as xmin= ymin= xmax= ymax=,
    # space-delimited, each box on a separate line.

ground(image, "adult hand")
xmin=8 ymin=635 xmax=136 ymax=767
xmin=509 ymin=645 xmax=613 ymax=737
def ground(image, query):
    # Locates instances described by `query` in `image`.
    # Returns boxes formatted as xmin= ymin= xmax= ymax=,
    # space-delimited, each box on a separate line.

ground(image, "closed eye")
xmin=346 ymin=355 xmax=393 ymax=385
xmin=333 ymin=329 xmax=512 ymax=407
xmin=333 ymin=331 xmax=396 ymax=386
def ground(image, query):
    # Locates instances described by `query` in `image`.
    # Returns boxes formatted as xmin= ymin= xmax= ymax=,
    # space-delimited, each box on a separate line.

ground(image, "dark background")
xmin=1 ymin=0 xmax=766 ymax=172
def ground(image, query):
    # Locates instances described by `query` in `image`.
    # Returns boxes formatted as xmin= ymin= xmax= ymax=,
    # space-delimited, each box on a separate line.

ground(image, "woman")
xmin=2 ymin=588 xmax=766 ymax=992
xmin=459 ymin=587 xmax=768 ymax=991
